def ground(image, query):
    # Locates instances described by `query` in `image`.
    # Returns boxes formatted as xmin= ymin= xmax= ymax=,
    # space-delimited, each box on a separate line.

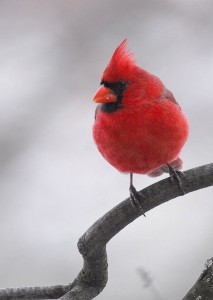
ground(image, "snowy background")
xmin=0 ymin=1 xmax=213 ymax=299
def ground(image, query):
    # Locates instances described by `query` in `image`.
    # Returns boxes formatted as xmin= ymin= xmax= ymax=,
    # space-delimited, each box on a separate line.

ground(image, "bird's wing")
xmin=165 ymin=89 xmax=181 ymax=109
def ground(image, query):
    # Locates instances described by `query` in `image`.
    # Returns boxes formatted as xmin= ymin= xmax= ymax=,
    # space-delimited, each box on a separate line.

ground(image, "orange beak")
xmin=93 ymin=86 xmax=117 ymax=103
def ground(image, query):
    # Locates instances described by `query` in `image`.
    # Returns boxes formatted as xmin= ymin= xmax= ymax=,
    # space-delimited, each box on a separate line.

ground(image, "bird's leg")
xmin=129 ymin=173 xmax=146 ymax=217
xmin=167 ymin=164 xmax=185 ymax=195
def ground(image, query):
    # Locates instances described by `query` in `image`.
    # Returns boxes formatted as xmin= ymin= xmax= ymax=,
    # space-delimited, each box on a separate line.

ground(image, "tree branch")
xmin=182 ymin=258 xmax=213 ymax=300
xmin=0 ymin=163 xmax=212 ymax=300
xmin=0 ymin=285 xmax=71 ymax=299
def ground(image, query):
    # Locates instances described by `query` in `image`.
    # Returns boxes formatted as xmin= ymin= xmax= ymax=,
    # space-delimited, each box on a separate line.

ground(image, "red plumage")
xmin=93 ymin=39 xmax=189 ymax=178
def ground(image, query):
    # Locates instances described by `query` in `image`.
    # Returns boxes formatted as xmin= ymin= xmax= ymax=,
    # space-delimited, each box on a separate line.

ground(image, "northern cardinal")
xmin=93 ymin=40 xmax=189 ymax=214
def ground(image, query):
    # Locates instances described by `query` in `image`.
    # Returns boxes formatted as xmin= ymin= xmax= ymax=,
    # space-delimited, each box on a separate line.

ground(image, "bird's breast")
xmin=93 ymin=101 xmax=189 ymax=174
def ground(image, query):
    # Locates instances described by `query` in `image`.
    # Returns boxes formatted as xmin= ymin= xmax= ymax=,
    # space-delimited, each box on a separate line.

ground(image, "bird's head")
xmin=93 ymin=39 xmax=163 ymax=113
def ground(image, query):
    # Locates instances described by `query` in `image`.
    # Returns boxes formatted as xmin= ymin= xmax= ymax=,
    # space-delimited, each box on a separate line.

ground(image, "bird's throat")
xmin=101 ymin=94 xmax=123 ymax=113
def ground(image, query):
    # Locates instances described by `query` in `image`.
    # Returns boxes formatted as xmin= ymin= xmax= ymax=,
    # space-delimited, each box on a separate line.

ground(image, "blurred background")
xmin=0 ymin=0 xmax=213 ymax=299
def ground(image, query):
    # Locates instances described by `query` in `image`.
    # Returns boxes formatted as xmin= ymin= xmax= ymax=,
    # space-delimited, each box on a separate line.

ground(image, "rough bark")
xmin=0 ymin=163 xmax=212 ymax=300
xmin=182 ymin=258 xmax=213 ymax=300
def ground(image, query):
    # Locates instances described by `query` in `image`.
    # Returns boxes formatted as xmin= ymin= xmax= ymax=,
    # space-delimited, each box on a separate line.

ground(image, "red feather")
xmin=93 ymin=40 xmax=189 ymax=176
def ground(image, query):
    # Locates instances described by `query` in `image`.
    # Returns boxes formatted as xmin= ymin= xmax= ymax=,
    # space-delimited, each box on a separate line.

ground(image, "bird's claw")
xmin=167 ymin=164 xmax=185 ymax=195
xmin=129 ymin=184 xmax=146 ymax=217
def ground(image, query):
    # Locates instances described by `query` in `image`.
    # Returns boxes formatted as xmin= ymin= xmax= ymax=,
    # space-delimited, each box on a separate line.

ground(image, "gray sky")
xmin=0 ymin=1 xmax=213 ymax=299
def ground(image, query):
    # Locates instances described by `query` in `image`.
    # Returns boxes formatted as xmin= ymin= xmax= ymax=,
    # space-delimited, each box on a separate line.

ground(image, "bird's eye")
xmin=118 ymin=81 xmax=127 ymax=90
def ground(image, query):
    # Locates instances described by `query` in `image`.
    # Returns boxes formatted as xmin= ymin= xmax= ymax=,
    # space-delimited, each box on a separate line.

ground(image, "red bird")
xmin=93 ymin=40 xmax=189 ymax=214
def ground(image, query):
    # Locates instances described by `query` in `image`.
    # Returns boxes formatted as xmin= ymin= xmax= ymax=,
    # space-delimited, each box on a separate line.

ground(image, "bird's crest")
xmin=102 ymin=39 xmax=136 ymax=82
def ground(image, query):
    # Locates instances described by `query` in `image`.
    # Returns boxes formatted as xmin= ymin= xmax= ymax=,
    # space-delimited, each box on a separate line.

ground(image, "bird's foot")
xmin=129 ymin=184 xmax=146 ymax=217
xmin=167 ymin=164 xmax=185 ymax=195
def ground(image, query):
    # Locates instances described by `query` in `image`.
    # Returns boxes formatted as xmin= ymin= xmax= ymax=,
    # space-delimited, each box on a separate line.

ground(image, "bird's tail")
xmin=148 ymin=157 xmax=183 ymax=177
